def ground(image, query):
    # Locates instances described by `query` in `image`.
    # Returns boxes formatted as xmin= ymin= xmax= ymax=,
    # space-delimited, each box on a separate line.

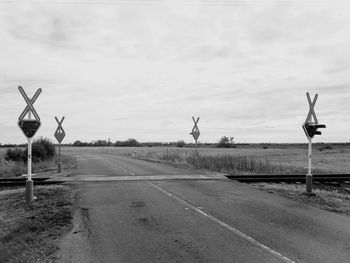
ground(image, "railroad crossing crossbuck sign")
xmin=190 ymin=117 xmax=200 ymax=141
xmin=54 ymin=117 xmax=65 ymax=143
xmin=302 ymin=92 xmax=326 ymax=195
xmin=18 ymin=86 xmax=42 ymax=138
xmin=305 ymin=92 xmax=318 ymax=124
xmin=302 ymin=92 xmax=326 ymax=139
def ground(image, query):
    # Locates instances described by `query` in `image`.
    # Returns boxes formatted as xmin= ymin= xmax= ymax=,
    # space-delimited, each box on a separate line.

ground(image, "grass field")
xmin=2 ymin=143 xmax=348 ymax=176
xmin=62 ymin=144 xmax=350 ymax=174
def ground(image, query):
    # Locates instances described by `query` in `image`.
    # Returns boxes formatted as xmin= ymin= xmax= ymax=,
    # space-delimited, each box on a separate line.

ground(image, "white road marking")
xmin=148 ymin=182 xmax=296 ymax=263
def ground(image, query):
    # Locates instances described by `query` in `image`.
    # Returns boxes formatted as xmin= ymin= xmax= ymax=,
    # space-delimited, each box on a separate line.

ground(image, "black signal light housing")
xmin=302 ymin=123 xmax=326 ymax=139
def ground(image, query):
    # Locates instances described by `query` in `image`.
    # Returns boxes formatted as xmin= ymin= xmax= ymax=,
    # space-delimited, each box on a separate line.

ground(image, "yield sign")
xmin=54 ymin=116 xmax=65 ymax=143
xmin=18 ymin=86 xmax=42 ymax=139
xmin=305 ymin=92 xmax=318 ymax=124
xmin=190 ymin=117 xmax=200 ymax=141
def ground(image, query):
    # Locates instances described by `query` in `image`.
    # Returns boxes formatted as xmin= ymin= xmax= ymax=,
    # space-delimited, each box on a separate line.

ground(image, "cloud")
xmin=0 ymin=1 xmax=350 ymax=143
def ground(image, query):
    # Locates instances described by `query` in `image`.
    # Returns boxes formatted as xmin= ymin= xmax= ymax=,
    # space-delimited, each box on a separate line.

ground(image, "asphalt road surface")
xmin=58 ymin=151 xmax=350 ymax=263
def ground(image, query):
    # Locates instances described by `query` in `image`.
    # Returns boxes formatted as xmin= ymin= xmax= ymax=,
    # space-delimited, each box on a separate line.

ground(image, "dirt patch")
xmin=0 ymin=185 xmax=74 ymax=263
xmin=250 ymin=182 xmax=350 ymax=217
xmin=55 ymin=206 xmax=95 ymax=263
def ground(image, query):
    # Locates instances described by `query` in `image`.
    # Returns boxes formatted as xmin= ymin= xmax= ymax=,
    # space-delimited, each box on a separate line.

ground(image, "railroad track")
xmin=0 ymin=177 xmax=62 ymax=187
xmin=225 ymin=174 xmax=350 ymax=184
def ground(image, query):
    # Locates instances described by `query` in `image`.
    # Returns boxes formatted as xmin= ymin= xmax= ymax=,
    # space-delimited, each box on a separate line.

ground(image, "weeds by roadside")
xmin=0 ymin=154 xmax=77 ymax=179
xmin=0 ymin=185 xmax=74 ymax=263
xmin=0 ymin=138 xmax=75 ymax=179
xmin=144 ymin=149 xmax=325 ymax=175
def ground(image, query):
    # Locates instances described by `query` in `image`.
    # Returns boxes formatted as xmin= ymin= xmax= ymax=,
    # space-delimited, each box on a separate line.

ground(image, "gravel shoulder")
xmin=250 ymin=182 xmax=350 ymax=217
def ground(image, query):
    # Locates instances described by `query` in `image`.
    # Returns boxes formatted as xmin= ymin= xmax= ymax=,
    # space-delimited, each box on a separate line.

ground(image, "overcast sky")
xmin=1 ymin=0 xmax=350 ymax=144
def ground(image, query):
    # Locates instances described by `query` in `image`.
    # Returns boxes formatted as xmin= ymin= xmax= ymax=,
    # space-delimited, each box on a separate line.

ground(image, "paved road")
xmin=58 ymin=151 xmax=350 ymax=263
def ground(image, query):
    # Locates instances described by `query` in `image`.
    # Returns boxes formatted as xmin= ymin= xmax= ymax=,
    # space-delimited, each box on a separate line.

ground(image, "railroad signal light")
xmin=302 ymin=123 xmax=326 ymax=139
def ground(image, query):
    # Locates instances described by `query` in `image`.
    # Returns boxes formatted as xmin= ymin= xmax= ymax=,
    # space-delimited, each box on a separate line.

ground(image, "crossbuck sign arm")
xmin=18 ymin=86 xmax=42 ymax=121
xmin=305 ymin=92 xmax=318 ymax=124
xmin=55 ymin=116 xmax=65 ymax=134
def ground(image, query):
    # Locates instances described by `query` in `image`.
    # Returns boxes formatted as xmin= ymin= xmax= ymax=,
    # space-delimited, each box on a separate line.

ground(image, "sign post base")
xmin=26 ymin=180 xmax=34 ymax=204
xmin=306 ymin=174 xmax=312 ymax=195
xmin=58 ymin=162 xmax=62 ymax=173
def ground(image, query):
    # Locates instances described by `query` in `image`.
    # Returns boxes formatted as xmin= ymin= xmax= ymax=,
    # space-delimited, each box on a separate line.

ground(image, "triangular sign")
xmin=18 ymin=120 xmax=41 ymax=138
xmin=191 ymin=130 xmax=200 ymax=140
xmin=54 ymin=131 xmax=65 ymax=144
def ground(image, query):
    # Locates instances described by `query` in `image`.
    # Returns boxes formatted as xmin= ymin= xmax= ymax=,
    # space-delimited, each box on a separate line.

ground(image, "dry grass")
xmin=0 ymin=148 xmax=8 ymax=160
xmin=0 ymin=185 xmax=74 ymax=263
xmin=63 ymin=144 xmax=350 ymax=174
xmin=0 ymin=147 xmax=77 ymax=178
xmin=153 ymin=150 xmax=311 ymax=175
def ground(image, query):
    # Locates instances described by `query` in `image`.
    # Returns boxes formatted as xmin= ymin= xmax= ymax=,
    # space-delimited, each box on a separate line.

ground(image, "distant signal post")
xmin=18 ymin=86 xmax=42 ymax=204
xmin=54 ymin=116 xmax=66 ymax=173
xmin=302 ymin=92 xmax=326 ymax=195
xmin=190 ymin=117 xmax=200 ymax=167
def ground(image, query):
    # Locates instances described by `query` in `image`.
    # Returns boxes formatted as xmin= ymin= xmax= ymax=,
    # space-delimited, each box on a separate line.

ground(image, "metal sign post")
xmin=18 ymin=86 xmax=42 ymax=204
xmin=306 ymin=137 xmax=312 ymax=193
xmin=190 ymin=117 xmax=200 ymax=167
xmin=54 ymin=116 xmax=65 ymax=173
xmin=302 ymin=92 xmax=326 ymax=195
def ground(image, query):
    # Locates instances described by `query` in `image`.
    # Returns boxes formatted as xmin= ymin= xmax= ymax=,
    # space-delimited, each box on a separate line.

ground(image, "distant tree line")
xmin=216 ymin=136 xmax=236 ymax=148
xmin=0 ymin=136 xmax=239 ymax=149
xmin=0 ymin=143 xmax=27 ymax=148
xmin=69 ymin=136 xmax=236 ymax=148
xmin=72 ymin=139 xmax=113 ymax=147
xmin=72 ymin=138 xmax=155 ymax=147
xmin=3 ymin=140 xmax=347 ymax=150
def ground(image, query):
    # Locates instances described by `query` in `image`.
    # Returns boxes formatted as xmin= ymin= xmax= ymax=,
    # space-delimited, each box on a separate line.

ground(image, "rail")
xmin=0 ymin=177 xmax=62 ymax=187
xmin=225 ymin=174 xmax=350 ymax=184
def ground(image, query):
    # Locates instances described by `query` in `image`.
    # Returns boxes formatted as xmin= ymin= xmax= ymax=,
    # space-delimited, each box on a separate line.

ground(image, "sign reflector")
xmin=18 ymin=120 xmax=41 ymax=138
